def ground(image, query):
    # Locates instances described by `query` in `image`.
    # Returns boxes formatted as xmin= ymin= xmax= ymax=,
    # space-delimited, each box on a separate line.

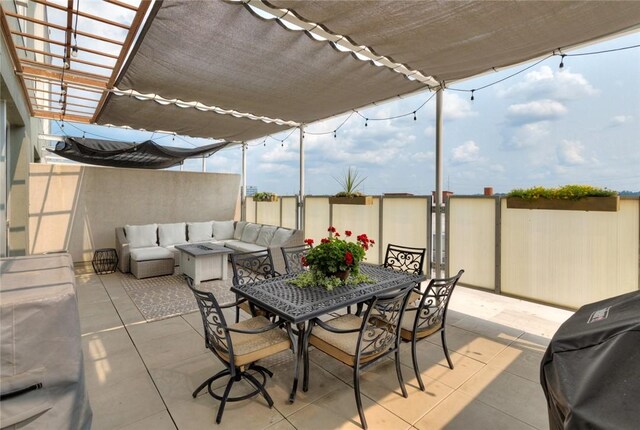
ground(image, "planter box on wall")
xmin=253 ymin=196 xmax=279 ymax=202
xmin=329 ymin=196 xmax=374 ymax=205
xmin=506 ymin=196 xmax=620 ymax=212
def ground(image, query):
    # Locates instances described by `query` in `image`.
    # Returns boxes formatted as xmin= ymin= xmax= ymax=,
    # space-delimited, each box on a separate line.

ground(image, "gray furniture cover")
xmin=540 ymin=290 xmax=640 ymax=430
xmin=0 ymin=254 xmax=92 ymax=429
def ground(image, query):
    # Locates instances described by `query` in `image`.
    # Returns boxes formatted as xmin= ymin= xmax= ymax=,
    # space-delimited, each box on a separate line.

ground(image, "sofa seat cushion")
xmin=187 ymin=221 xmax=213 ymax=243
xmin=130 ymin=246 xmax=174 ymax=262
xmin=159 ymin=222 xmax=187 ymax=247
xmin=125 ymin=224 xmax=158 ymax=248
xmin=165 ymin=245 xmax=187 ymax=266
xmin=224 ymin=240 xmax=266 ymax=253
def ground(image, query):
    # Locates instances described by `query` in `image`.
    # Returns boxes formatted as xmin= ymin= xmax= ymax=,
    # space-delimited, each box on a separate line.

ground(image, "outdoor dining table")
xmin=230 ymin=263 xmax=426 ymax=403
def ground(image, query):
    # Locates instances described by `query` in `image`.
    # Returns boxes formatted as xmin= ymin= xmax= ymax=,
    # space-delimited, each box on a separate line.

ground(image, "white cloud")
xmin=507 ymin=99 xmax=567 ymax=123
xmin=499 ymin=65 xmax=598 ymax=101
xmin=451 ymin=141 xmax=480 ymax=163
xmin=423 ymin=126 xmax=435 ymax=138
xmin=608 ymin=115 xmax=634 ymax=127
xmin=257 ymin=163 xmax=297 ymax=174
xmin=557 ymin=140 xmax=586 ymax=165
xmin=502 ymin=121 xmax=551 ymax=149
xmin=261 ymin=146 xmax=298 ymax=162
xmin=443 ymin=93 xmax=477 ymax=120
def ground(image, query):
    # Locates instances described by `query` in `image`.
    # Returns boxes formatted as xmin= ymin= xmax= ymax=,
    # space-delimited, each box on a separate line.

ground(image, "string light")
xmin=470 ymin=90 xmax=475 ymax=101
xmin=413 ymin=111 xmax=417 ymax=120
xmin=559 ymin=54 xmax=566 ymax=69
xmin=365 ymin=118 xmax=368 ymax=127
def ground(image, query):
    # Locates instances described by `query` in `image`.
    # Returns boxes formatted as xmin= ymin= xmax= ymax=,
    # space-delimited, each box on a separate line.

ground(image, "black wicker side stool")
xmin=92 ymin=248 xmax=118 ymax=274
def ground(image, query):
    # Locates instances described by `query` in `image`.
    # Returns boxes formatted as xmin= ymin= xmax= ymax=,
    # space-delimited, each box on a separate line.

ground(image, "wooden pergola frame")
xmin=0 ymin=0 xmax=151 ymax=124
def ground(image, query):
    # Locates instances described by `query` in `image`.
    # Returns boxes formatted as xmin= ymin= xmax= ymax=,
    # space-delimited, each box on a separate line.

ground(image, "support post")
xmin=241 ymin=142 xmax=247 ymax=221
xmin=435 ymin=87 xmax=444 ymax=277
xmin=202 ymin=155 xmax=206 ymax=172
xmin=298 ymin=125 xmax=305 ymax=231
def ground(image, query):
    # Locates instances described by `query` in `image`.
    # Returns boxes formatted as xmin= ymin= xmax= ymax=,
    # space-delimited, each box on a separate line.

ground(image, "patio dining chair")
xmin=281 ymin=244 xmax=312 ymax=274
xmin=186 ymin=277 xmax=294 ymax=424
xmin=302 ymin=283 xmax=414 ymax=430
xmin=401 ymin=269 xmax=464 ymax=391
xmin=231 ymin=249 xmax=280 ymax=322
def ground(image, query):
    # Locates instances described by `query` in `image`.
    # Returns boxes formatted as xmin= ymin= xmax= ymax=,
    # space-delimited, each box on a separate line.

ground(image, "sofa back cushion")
xmin=158 ymin=222 xmax=187 ymax=247
xmin=233 ymin=221 xmax=248 ymax=240
xmin=241 ymin=223 xmax=262 ymax=244
xmin=188 ymin=221 xmax=213 ymax=243
xmin=125 ymin=224 xmax=158 ymax=248
xmin=213 ymin=220 xmax=235 ymax=240
xmin=256 ymin=225 xmax=278 ymax=247
xmin=270 ymin=228 xmax=294 ymax=247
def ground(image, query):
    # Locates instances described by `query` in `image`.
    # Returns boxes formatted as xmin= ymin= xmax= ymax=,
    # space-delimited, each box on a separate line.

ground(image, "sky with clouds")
xmin=52 ymin=31 xmax=640 ymax=196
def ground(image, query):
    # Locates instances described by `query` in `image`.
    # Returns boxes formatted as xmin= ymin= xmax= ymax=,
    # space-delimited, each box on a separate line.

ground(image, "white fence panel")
xmin=332 ymin=198 xmax=381 ymax=264
xmin=381 ymin=196 xmax=430 ymax=272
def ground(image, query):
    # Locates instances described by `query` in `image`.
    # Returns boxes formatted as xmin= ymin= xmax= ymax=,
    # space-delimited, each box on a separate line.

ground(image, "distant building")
xmin=246 ymin=186 xmax=258 ymax=196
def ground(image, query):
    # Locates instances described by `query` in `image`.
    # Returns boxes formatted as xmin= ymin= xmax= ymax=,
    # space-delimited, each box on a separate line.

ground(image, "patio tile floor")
xmin=76 ymin=265 xmax=573 ymax=429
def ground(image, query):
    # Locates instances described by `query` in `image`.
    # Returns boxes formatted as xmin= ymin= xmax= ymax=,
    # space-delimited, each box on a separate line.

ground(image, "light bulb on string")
xmin=470 ymin=90 xmax=475 ymax=101
xmin=71 ymin=45 xmax=78 ymax=57
xmin=333 ymin=131 xmax=337 ymax=139
xmin=365 ymin=118 xmax=368 ymax=127
xmin=413 ymin=111 xmax=417 ymax=120
xmin=559 ymin=54 xmax=566 ymax=69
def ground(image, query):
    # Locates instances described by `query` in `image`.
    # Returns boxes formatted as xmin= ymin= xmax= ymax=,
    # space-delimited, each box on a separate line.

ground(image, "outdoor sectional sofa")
xmin=115 ymin=220 xmax=303 ymax=279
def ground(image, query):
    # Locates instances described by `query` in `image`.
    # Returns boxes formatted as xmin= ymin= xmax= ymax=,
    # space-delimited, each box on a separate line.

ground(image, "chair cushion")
xmin=188 ymin=221 xmax=213 ymax=243
xmin=213 ymin=221 xmax=235 ymax=240
xmin=270 ymin=228 xmax=293 ymax=247
xmin=130 ymin=246 xmax=174 ymax=262
xmin=226 ymin=316 xmax=291 ymax=367
xmin=240 ymin=223 xmax=262 ymax=244
xmin=399 ymin=308 xmax=443 ymax=341
xmin=125 ymin=224 xmax=158 ymax=248
xmin=256 ymin=225 xmax=278 ymax=247
xmin=158 ymin=222 xmax=186 ymax=247
xmin=233 ymin=221 xmax=248 ymax=240
xmin=224 ymin=240 xmax=265 ymax=253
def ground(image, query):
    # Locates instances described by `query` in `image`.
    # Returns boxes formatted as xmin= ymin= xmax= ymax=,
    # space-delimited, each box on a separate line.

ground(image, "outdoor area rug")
xmin=119 ymin=272 xmax=236 ymax=322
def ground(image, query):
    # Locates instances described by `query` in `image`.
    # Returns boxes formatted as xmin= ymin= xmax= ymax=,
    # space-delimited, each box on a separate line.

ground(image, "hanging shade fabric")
xmin=49 ymin=137 xmax=231 ymax=169
xmin=95 ymin=0 xmax=640 ymax=140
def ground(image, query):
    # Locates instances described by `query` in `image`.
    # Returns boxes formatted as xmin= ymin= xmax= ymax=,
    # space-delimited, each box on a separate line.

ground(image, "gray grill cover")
xmin=0 ymin=254 xmax=92 ymax=430
xmin=540 ymin=291 xmax=640 ymax=429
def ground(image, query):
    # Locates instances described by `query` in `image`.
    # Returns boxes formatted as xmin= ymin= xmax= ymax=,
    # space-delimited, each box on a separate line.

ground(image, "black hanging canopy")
xmin=49 ymin=137 xmax=232 ymax=169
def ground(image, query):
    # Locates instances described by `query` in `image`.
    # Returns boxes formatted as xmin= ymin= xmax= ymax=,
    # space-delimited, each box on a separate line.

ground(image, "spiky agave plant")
xmin=333 ymin=167 xmax=367 ymax=197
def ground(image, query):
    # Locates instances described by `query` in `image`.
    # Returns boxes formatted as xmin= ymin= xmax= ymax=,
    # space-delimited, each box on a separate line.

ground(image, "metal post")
xmin=435 ymin=87 xmax=444 ymax=277
xmin=202 ymin=155 xmax=206 ymax=172
xmin=241 ymin=142 xmax=247 ymax=221
xmin=298 ymin=125 xmax=305 ymax=231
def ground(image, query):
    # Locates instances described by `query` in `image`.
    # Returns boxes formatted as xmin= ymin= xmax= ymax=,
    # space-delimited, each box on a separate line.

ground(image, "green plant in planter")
xmin=333 ymin=167 xmax=366 ymax=197
xmin=508 ymin=185 xmax=617 ymax=201
xmin=252 ymin=192 xmax=278 ymax=202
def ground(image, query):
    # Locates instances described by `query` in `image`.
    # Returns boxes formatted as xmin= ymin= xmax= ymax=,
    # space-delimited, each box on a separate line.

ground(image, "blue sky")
xmin=52 ymin=32 xmax=640 ymax=196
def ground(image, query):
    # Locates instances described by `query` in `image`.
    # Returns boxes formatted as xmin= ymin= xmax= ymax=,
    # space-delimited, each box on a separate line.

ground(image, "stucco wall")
xmin=29 ymin=163 xmax=241 ymax=262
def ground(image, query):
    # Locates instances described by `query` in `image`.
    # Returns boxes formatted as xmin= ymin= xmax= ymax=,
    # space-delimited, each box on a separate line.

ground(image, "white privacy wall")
xmin=381 ymin=197 xmax=430 ymax=272
xmin=501 ymin=198 xmax=639 ymax=308
xmin=447 ymin=197 xmax=496 ymax=290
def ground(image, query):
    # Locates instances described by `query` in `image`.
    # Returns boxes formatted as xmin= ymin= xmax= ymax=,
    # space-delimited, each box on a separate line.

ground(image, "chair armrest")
xmin=312 ymin=318 xmax=361 ymax=334
xmin=115 ymin=227 xmax=131 ymax=273
xmin=219 ymin=296 xmax=247 ymax=309
xmin=226 ymin=319 xmax=288 ymax=334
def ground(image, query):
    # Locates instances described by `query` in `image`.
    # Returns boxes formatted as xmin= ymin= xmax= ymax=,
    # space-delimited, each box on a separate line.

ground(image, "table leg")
xmin=288 ymin=322 xmax=306 ymax=403
xmin=221 ymin=255 xmax=228 ymax=280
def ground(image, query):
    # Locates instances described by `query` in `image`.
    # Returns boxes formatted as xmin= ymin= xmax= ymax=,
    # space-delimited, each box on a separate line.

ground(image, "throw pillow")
xmin=188 ymin=221 xmax=213 ymax=243
xmin=213 ymin=220 xmax=235 ymax=240
xmin=241 ymin=223 xmax=262 ymax=243
xmin=125 ymin=224 xmax=158 ymax=248
xmin=270 ymin=228 xmax=293 ymax=247
xmin=233 ymin=221 xmax=247 ymax=240
xmin=256 ymin=225 xmax=278 ymax=247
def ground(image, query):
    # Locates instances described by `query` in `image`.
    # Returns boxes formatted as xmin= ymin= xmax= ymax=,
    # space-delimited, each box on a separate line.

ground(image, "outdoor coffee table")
xmin=175 ymin=243 xmax=233 ymax=285
xmin=231 ymin=263 xmax=426 ymax=403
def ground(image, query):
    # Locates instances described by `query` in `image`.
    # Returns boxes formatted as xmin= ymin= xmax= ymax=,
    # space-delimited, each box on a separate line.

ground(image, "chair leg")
xmin=244 ymin=372 xmax=274 ymax=408
xmin=395 ymin=349 xmax=408 ymax=398
xmin=193 ymin=368 xmax=230 ymax=398
xmin=411 ymin=337 xmax=425 ymax=391
xmin=215 ymin=377 xmax=235 ymax=424
xmin=441 ymin=329 xmax=454 ymax=369
xmin=353 ymin=366 xmax=367 ymax=430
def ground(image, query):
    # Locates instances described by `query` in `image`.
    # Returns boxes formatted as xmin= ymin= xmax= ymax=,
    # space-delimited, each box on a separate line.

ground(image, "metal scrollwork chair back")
xmin=281 ymin=244 xmax=312 ymax=274
xmin=186 ymin=277 xmax=294 ymax=424
xmin=383 ymin=243 xmax=426 ymax=275
xmin=230 ymin=249 xmax=280 ymax=321
xmin=401 ymin=269 xmax=464 ymax=391
xmin=303 ymin=283 xmax=414 ymax=429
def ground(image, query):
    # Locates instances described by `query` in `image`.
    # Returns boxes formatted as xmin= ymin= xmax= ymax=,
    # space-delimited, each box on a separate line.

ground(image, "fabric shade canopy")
xmin=49 ymin=137 xmax=231 ymax=169
xmin=96 ymin=0 xmax=640 ymax=141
